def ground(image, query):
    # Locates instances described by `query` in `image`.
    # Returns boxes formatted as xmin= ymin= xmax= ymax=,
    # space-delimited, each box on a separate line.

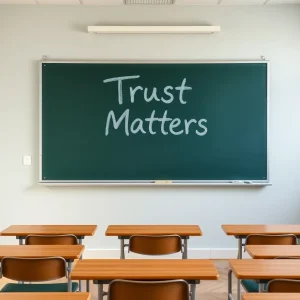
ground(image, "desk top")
xmin=242 ymin=294 xmax=300 ymax=300
xmin=0 ymin=293 xmax=90 ymax=300
xmin=0 ymin=245 xmax=84 ymax=259
xmin=246 ymin=245 xmax=300 ymax=259
xmin=71 ymin=259 xmax=218 ymax=280
xmin=229 ymin=259 xmax=300 ymax=280
xmin=105 ymin=225 xmax=202 ymax=236
xmin=222 ymin=225 xmax=300 ymax=236
xmin=0 ymin=225 xmax=97 ymax=237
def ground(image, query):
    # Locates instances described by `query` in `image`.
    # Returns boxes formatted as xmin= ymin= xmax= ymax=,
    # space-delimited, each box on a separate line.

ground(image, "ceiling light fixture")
xmin=124 ymin=0 xmax=175 ymax=4
xmin=87 ymin=25 xmax=221 ymax=34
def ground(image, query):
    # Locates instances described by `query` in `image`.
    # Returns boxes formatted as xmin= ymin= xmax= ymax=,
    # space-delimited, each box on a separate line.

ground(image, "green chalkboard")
xmin=41 ymin=62 xmax=268 ymax=183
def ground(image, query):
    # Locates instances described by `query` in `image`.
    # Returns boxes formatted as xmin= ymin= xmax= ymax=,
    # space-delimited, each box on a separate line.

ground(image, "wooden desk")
xmin=228 ymin=259 xmax=300 ymax=299
xmin=0 ymin=245 xmax=84 ymax=292
xmin=71 ymin=259 xmax=218 ymax=300
xmin=230 ymin=259 xmax=300 ymax=280
xmin=0 ymin=225 xmax=97 ymax=244
xmin=246 ymin=245 xmax=300 ymax=259
xmin=105 ymin=225 xmax=202 ymax=236
xmin=242 ymin=294 xmax=300 ymax=300
xmin=0 ymin=245 xmax=84 ymax=260
xmin=222 ymin=224 xmax=300 ymax=300
xmin=105 ymin=225 xmax=202 ymax=259
xmin=222 ymin=224 xmax=300 ymax=259
xmin=0 ymin=224 xmax=96 ymax=293
xmin=222 ymin=225 xmax=300 ymax=237
xmin=0 ymin=293 xmax=91 ymax=300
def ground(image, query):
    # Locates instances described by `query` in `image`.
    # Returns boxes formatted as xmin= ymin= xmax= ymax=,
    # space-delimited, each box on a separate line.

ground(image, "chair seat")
xmin=241 ymin=280 xmax=259 ymax=292
xmin=241 ymin=280 xmax=268 ymax=293
xmin=0 ymin=282 xmax=78 ymax=293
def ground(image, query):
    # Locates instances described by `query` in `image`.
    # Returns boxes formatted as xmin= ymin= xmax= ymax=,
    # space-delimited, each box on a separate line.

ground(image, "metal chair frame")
xmin=267 ymin=279 xmax=300 ymax=292
xmin=243 ymin=234 xmax=298 ymax=252
xmin=0 ymin=256 xmax=74 ymax=292
xmin=107 ymin=279 xmax=190 ymax=300
xmin=0 ymin=256 xmax=67 ymax=282
xmin=127 ymin=234 xmax=184 ymax=256
xmin=25 ymin=234 xmax=78 ymax=245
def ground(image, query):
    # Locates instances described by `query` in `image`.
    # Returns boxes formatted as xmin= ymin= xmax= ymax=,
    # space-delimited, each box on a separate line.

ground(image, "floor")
xmin=0 ymin=260 xmax=240 ymax=300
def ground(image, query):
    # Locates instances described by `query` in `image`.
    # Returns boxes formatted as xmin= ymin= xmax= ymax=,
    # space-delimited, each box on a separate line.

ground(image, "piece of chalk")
xmin=154 ymin=180 xmax=173 ymax=184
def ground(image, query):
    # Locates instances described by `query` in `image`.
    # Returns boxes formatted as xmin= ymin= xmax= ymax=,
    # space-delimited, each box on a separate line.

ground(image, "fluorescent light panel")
xmin=82 ymin=0 xmax=123 ymax=4
xmin=88 ymin=25 xmax=220 ymax=34
xmin=124 ymin=0 xmax=175 ymax=4
xmin=220 ymin=0 xmax=265 ymax=4
xmin=37 ymin=0 xmax=80 ymax=4
xmin=176 ymin=0 xmax=219 ymax=4
xmin=0 ymin=0 xmax=36 ymax=3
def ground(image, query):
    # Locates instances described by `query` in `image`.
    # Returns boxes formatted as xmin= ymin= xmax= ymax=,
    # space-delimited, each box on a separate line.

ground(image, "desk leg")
xmin=98 ymin=284 xmax=104 ymax=300
xmin=17 ymin=237 xmax=24 ymax=284
xmin=182 ymin=238 xmax=188 ymax=259
xmin=120 ymin=238 xmax=125 ymax=259
xmin=228 ymin=269 xmax=235 ymax=300
xmin=237 ymin=237 xmax=243 ymax=300
xmin=190 ymin=284 xmax=196 ymax=300
xmin=67 ymin=261 xmax=72 ymax=292
xmin=258 ymin=283 xmax=264 ymax=293
xmin=86 ymin=280 xmax=90 ymax=292
xmin=78 ymin=238 xmax=83 ymax=292
xmin=17 ymin=237 xmax=24 ymax=245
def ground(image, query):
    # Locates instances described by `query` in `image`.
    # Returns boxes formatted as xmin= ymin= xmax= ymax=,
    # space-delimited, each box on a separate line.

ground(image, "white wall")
xmin=0 ymin=4 xmax=300 ymax=257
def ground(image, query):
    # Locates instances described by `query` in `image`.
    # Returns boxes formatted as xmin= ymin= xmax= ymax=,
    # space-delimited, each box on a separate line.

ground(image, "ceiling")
xmin=0 ymin=0 xmax=299 ymax=4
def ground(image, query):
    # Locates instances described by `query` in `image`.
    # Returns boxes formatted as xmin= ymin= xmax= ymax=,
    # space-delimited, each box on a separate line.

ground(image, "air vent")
xmin=124 ymin=0 xmax=175 ymax=5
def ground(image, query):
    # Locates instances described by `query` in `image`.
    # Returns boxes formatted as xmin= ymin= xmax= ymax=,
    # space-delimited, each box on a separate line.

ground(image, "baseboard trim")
xmin=83 ymin=248 xmax=251 ymax=259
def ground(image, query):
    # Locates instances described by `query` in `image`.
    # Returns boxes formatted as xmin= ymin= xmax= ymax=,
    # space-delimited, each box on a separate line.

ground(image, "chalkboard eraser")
xmin=154 ymin=180 xmax=173 ymax=184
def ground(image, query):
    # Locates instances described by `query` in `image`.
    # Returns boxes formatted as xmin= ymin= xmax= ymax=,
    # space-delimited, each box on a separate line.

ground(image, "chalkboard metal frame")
xmin=39 ymin=60 xmax=270 ymax=186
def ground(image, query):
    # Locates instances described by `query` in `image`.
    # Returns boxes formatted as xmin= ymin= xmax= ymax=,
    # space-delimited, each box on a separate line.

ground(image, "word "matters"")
xmin=103 ymin=75 xmax=208 ymax=137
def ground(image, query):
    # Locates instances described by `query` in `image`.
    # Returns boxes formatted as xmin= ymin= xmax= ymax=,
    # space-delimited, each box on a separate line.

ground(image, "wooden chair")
xmin=107 ymin=279 xmax=189 ymax=300
xmin=25 ymin=234 xmax=80 ymax=291
xmin=241 ymin=234 xmax=297 ymax=293
xmin=127 ymin=235 xmax=183 ymax=257
xmin=267 ymin=279 xmax=300 ymax=292
xmin=25 ymin=234 xmax=78 ymax=245
xmin=244 ymin=234 xmax=297 ymax=246
xmin=0 ymin=257 xmax=78 ymax=292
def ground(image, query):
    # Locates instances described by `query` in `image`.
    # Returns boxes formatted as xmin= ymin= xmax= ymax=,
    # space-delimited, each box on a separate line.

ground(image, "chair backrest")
xmin=108 ymin=280 xmax=189 ymax=300
xmin=0 ymin=257 xmax=67 ymax=282
xmin=128 ymin=235 xmax=182 ymax=255
xmin=25 ymin=234 xmax=78 ymax=245
xmin=267 ymin=279 xmax=300 ymax=293
xmin=245 ymin=234 xmax=297 ymax=246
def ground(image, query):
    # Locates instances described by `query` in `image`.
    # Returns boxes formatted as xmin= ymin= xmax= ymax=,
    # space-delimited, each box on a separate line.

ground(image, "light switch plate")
xmin=23 ymin=155 xmax=32 ymax=166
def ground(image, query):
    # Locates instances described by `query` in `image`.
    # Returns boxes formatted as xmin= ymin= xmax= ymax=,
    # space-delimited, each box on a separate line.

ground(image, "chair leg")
xmin=258 ymin=283 xmax=264 ymax=293
xmin=67 ymin=261 xmax=72 ymax=292
xmin=190 ymin=284 xmax=196 ymax=300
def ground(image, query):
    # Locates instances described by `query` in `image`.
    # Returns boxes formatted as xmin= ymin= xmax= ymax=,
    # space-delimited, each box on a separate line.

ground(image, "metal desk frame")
xmin=228 ymin=268 xmax=267 ymax=300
